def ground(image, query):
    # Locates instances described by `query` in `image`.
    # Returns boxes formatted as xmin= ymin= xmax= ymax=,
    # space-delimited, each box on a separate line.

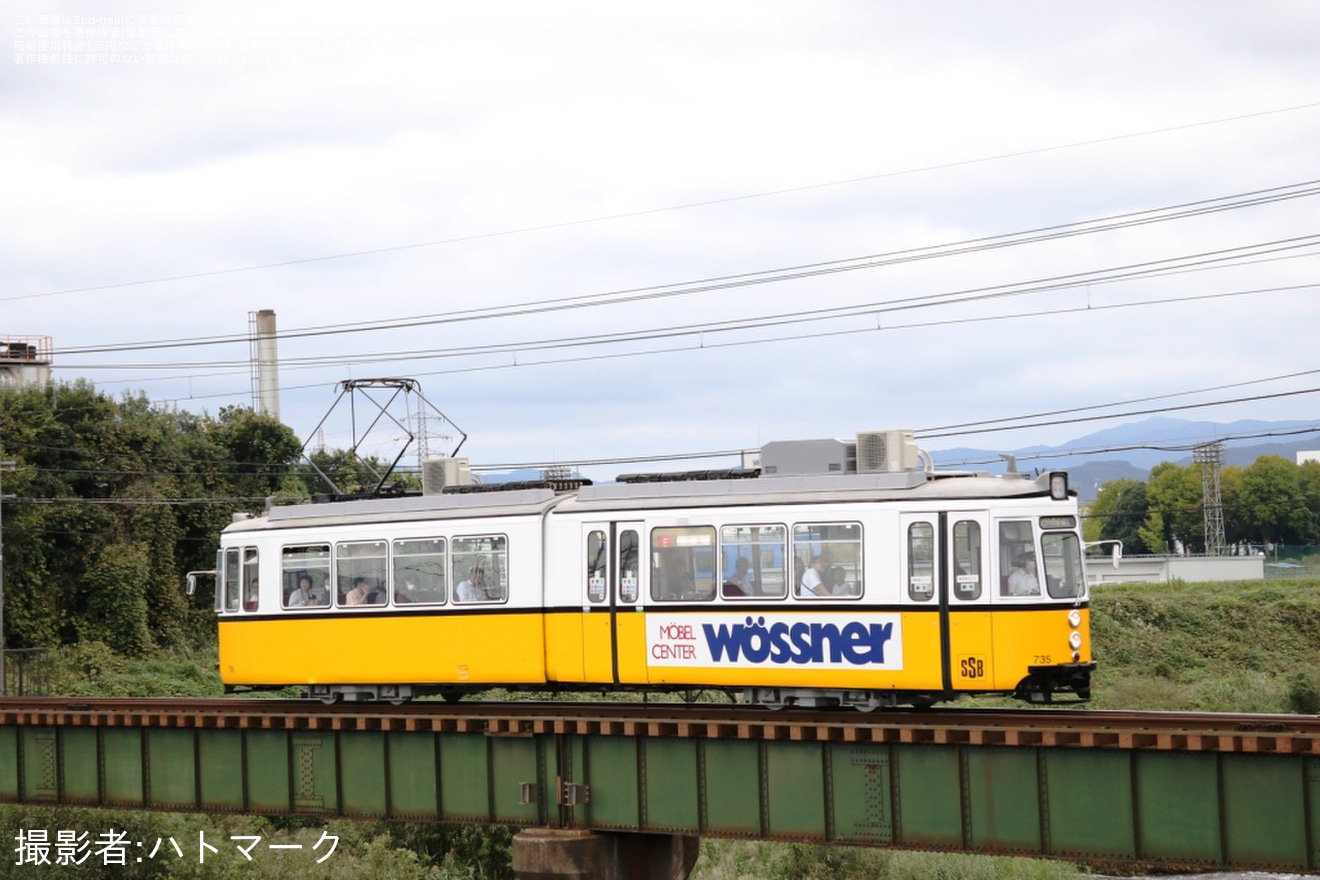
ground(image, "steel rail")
xmin=1 ymin=697 xmax=1317 ymax=754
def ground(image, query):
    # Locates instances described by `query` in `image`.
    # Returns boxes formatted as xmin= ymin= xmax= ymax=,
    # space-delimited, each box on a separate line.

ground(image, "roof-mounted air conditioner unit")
xmin=422 ymin=457 xmax=472 ymax=495
xmin=856 ymin=430 xmax=919 ymax=473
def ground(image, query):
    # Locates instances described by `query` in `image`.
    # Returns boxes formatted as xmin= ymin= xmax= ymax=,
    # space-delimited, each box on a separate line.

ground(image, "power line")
xmin=917 ymin=369 xmax=1320 ymax=435
xmin=51 ymin=240 xmax=1320 ymax=377
xmin=241 ymin=278 xmax=1320 ymax=391
xmin=51 ymin=178 xmax=1320 ymax=358
xmin=58 ymin=267 xmax=1317 ymax=424
xmin=944 ymin=426 xmax=1320 ymax=469
xmin=14 ymin=102 xmax=1320 ymax=306
xmin=917 ymin=387 xmax=1320 ymax=441
xmin=98 ymin=269 xmax=1313 ymax=414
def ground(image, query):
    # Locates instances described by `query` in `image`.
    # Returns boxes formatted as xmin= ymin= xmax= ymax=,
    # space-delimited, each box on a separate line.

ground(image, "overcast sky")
xmin=7 ymin=2 xmax=1320 ymax=481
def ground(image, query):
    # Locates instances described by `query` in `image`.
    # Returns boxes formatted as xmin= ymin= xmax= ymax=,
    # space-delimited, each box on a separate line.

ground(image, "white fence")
xmin=1087 ymin=554 xmax=1266 ymax=586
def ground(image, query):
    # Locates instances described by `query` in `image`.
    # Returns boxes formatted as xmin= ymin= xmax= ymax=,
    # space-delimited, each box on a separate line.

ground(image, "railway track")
xmin=2 ymin=697 xmax=1316 ymax=754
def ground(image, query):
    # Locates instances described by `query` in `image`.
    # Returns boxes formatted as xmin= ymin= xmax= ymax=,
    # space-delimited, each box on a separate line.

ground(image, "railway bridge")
xmin=3 ymin=698 xmax=1319 ymax=878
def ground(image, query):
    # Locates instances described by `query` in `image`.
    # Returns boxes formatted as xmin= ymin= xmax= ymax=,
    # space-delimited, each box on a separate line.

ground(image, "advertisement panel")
xmin=646 ymin=613 xmax=903 ymax=670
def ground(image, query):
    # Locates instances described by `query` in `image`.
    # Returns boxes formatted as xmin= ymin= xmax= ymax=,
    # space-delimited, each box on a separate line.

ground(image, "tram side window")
xmin=586 ymin=530 xmax=608 ymax=604
xmin=793 ymin=523 xmax=862 ymax=599
xmin=720 ymin=525 xmax=786 ymax=599
xmin=650 ymin=526 xmax=716 ymax=602
xmin=394 ymin=538 xmax=446 ymax=605
xmin=907 ymin=523 xmax=934 ymax=601
xmin=282 ymin=544 xmax=331 ymax=609
xmin=1041 ymin=531 xmax=1085 ymax=599
xmin=997 ymin=522 xmax=1040 ymax=598
xmin=999 ymin=520 xmax=1039 ymax=597
xmin=242 ymin=547 xmax=260 ymax=612
xmin=953 ymin=520 xmax=982 ymax=601
xmin=452 ymin=535 xmax=508 ymax=604
xmin=222 ymin=548 xmax=241 ymax=612
xmin=619 ymin=529 xmax=640 ymax=603
xmin=337 ymin=540 xmax=388 ymax=606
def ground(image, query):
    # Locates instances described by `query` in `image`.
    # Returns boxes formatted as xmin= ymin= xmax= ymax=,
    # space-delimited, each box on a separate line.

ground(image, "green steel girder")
xmin=1 ymin=722 xmax=1319 ymax=873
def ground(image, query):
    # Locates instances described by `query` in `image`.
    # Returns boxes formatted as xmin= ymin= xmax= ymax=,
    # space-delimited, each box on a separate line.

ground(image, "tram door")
xmin=946 ymin=513 xmax=994 ymax=692
xmin=901 ymin=512 xmax=994 ymax=693
xmin=581 ymin=522 xmax=644 ymax=684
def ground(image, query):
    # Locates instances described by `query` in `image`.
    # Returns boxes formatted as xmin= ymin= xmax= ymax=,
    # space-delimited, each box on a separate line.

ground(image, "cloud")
xmin=5 ymin=0 xmax=1320 ymax=475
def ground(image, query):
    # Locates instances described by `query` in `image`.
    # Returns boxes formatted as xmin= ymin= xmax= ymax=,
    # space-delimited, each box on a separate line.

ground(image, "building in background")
xmin=0 ymin=336 xmax=52 ymax=391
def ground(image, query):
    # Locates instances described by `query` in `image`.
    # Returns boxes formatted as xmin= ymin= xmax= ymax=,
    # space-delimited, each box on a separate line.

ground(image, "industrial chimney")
xmin=250 ymin=310 xmax=281 ymax=422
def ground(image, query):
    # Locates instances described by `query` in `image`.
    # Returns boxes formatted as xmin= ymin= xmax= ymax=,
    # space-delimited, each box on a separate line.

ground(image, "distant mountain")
xmin=927 ymin=417 xmax=1320 ymax=501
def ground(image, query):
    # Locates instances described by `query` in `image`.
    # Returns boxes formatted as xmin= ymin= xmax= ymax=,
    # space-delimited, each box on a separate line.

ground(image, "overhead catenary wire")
xmin=12 ymin=101 xmax=1320 ymax=306
xmin=73 ymin=276 xmax=1319 ymax=415
xmin=51 ymin=178 xmax=1320 ymax=359
xmin=40 ymin=177 xmax=1320 ymax=423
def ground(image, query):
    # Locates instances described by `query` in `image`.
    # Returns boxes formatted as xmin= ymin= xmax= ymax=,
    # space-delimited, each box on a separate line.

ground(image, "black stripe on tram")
xmin=938 ymin=511 xmax=953 ymax=694
xmin=609 ymin=522 xmax=621 ymax=686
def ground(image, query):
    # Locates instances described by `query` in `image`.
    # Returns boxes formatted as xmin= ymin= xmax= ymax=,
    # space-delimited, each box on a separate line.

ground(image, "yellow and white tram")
xmin=208 ymin=432 xmax=1093 ymax=709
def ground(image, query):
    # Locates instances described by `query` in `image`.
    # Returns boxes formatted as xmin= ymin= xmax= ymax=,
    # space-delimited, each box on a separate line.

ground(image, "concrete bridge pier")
xmin=512 ymin=828 xmax=699 ymax=880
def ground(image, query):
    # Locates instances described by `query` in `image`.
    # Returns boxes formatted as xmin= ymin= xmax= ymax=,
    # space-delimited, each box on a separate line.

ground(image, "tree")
xmin=1300 ymin=460 xmax=1320 ymax=542
xmin=304 ymin=447 xmax=402 ymax=497
xmin=1084 ymin=480 xmax=1127 ymax=543
xmin=0 ymin=386 xmax=308 ymax=654
xmin=211 ymin=405 xmax=305 ymax=503
xmin=1104 ymin=481 xmax=1152 ymax=555
xmin=1144 ymin=463 xmax=1205 ymax=552
xmin=1086 ymin=478 xmax=1152 ymax=553
xmin=80 ymin=542 xmax=154 ymax=656
xmin=1236 ymin=455 xmax=1314 ymax=545
xmin=1088 ymin=454 xmax=1320 ymax=560
xmin=1219 ymin=464 xmax=1245 ymax=547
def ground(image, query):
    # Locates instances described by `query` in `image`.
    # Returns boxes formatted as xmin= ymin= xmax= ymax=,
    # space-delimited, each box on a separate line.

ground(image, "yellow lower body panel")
xmin=566 ymin=607 xmax=652 ymax=684
xmin=217 ymin=604 xmax=1091 ymax=697
xmin=218 ymin=612 xmax=547 ymax=687
xmin=992 ymin=606 xmax=1091 ymax=689
xmin=948 ymin=610 xmax=995 ymax=691
xmin=543 ymin=611 xmax=583 ymax=682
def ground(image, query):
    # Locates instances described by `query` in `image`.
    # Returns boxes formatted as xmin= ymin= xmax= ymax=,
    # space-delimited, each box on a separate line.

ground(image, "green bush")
xmin=1287 ymin=669 xmax=1320 ymax=714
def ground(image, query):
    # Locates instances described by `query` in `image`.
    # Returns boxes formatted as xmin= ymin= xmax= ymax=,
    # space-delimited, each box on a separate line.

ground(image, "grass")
xmin=1088 ymin=577 xmax=1320 ymax=713
xmin=690 ymin=841 xmax=1078 ymax=880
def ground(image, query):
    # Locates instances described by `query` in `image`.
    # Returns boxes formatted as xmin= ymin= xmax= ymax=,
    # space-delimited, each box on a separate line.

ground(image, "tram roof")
xmin=560 ymin=469 xmax=1061 ymax=511
xmin=225 ymin=487 xmax=561 ymax=533
xmin=224 ymin=469 xmax=1066 ymax=534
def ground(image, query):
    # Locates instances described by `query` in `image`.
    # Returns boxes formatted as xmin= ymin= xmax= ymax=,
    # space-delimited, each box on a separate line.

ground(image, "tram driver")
xmin=1006 ymin=553 xmax=1040 ymax=596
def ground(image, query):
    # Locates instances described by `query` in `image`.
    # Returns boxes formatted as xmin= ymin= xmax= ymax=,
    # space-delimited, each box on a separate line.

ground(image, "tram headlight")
xmin=1068 ymin=631 xmax=1083 ymax=650
xmin=1049 ymin=472 xmax=1069 ymax=500
xmin=1067 ymin=609 xmax=1082 ymax=629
